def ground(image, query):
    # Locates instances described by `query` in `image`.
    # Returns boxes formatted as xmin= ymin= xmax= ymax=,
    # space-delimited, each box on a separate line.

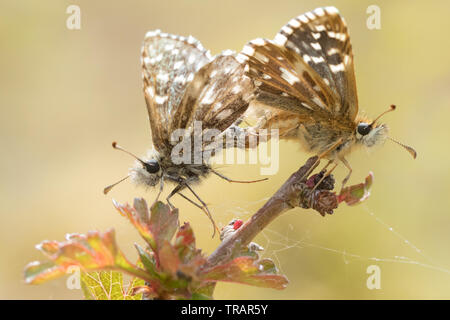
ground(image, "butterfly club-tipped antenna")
xmin=103 ymin=141 xmax=153 ymax=195
xmin=370 ymin=104 xmax=397 ymax=127
xmin=388 ymin=137 xmax=417 ymax=159
xmin=371 ymin=105 xmax=417 ymax=159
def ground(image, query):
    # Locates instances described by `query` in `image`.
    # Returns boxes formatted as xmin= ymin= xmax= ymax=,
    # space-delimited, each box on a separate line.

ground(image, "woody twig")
xmin=205 ymin=156 xmax=339 ymax=268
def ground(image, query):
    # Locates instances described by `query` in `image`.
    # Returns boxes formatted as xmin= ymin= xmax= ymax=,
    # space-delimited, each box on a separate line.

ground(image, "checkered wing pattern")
xmin=141 ymin=30 xmax=212 ymax=153
xmin=238 ymin=6 xmax=359 ymax=124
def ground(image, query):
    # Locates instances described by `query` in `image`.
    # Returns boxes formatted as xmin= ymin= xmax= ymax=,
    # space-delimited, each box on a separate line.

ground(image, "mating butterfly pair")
xmin=105 ymin=7 xmax=415 ymax=236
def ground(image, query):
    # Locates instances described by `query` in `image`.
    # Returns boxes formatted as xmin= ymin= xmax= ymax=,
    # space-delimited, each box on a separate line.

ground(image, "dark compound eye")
xmin=144 ymin=159 xmax=160 ymax=174
xmin=357 ymin=123 xmax=372 ymax=136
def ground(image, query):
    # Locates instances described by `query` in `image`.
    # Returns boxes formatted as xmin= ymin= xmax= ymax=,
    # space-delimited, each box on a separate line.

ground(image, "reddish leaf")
xmin=338 ymin=172 xmax=374 ymax=206
xmin=113 ymin=199 xmax=155 ymax=249
xmin=24 ymin=229 xmax=150 ymax=285
xmin=158 ymin=241 xmax=180 ymax=275
xmin=149 ymin=202 xmax=179 ymax=250
xmin=201 ymin=256 xmax=289 ymax=290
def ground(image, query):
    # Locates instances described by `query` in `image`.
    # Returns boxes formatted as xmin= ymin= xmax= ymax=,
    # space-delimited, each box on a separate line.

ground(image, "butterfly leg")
xmin=184 ymin=183 xmax=219 ymax=237
xmin=211 ymin=169 xmax=268 ymax=183
xmin=165 ymin=182 xmax=217 ymax=237
xmin=177 ymin=192 xmax=206 ymax=210
xmin=310 ymin=162 xmax=338 ymax=193
xmin=166 ymin=183 xmax=185 ymax=209
xmin=155 ymin=176 xmax=165 ymax=202
xmin=300 ymin=138 xmax=343 ymax=182
xmin=176 ymin=191 xmax=219 ymax=235
xmin=339 ymin=157 xmax=353 ymax=191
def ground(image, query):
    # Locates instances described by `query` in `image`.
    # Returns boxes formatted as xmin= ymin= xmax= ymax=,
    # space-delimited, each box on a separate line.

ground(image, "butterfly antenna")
xmin=103 ymin=175 xmax=129 ymax=194
xmin=111 ymin=141 xmax=146 ymax=165
xmin=370 ymin=104 xmax=396 ymax=126
xmin=103 ymin=141 xmax=145 ymax=194
xmin=387 ymin=137 xmax=417 ymax=159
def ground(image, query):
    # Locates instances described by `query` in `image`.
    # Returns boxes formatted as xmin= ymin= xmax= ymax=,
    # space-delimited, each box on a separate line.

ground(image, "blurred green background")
xmin=1 ymin=0 xmax=449 ymax=299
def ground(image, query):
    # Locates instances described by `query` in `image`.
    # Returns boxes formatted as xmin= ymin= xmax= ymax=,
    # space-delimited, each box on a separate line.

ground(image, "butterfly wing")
xmin=239 ymin=6 xmax=358 ymax=122
xmin=172 ymin=51 xmax=254 ymax=133
xmin=141 ymin=30 xmax=212 ymax=154
xmin=168 ymin=51 xmax=254 ymax=158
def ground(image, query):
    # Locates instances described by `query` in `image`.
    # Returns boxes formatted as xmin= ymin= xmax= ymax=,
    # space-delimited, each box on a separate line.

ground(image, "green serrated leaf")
xmin=125 ymin=276 xmax=146 ymax=300
xmin=81 ymin=271 xmax=125 ymax=300
xmin=134 ymin=243 xmax=160 ymax=280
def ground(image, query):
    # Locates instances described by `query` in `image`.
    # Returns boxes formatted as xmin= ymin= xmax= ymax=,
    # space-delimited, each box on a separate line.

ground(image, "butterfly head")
xmin=356 ymin=121 xmax=389 ymax=148
xmin=355 ymin=105 xmax=417 ymax=158
xmin=103 ymin=143 xmax=162 ymax=195
xmin=129 ymin=149 xmax=162 ymax=187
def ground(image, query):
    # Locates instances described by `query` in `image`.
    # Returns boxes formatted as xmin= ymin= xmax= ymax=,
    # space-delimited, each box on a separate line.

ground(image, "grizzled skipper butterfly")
xmin=104 ymin=30 xmax=266 ymax=236
xmin=237 ymin=6 xmax=416 ymax=189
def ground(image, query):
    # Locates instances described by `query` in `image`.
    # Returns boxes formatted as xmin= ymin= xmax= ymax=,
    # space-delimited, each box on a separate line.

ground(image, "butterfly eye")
xmin=357 ymin=123 xmax=372 ymax=136
xmin=144 ymin=160 xmax=160 ymax=174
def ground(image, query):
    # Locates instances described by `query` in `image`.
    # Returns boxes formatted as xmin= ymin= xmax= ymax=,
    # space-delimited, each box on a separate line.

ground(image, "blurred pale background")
xmin=1 ymin=0 xmax=449 ymax=299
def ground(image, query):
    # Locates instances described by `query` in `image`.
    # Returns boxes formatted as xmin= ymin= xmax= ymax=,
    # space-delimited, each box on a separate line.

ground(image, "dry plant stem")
xmin=206 ymin=156 xmax=322 ymax=268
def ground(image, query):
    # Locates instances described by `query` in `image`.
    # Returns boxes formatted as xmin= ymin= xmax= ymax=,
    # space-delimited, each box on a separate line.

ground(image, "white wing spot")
xmin=242 ymin=45 xmax=255 ymax=56
xmin=306 ymin=12 xmax=316 ymax=20
xmin=143 ymin=56 xmax=151 ymax=66
xmin=146 ymin=86 xmax=155 ymax=97
xmin=236 ymin=53 xmax=248 ymax=64
xmin=164 ymin=43 xmax=175 ymax=51
xmin=251 ymin=38 xmax=266 ymax=46
xmin=330 ymin=63 xmax=345 ymax=73
xmin=221 ymin=49 xmax=234 ymax=56
xmin=145 ymin=30 xmax=160 ymax=38
xmin=344 ymin=54 xmax=350 ymax=65
xmin=311 ymin=56 xmax=325 ymax=64
xmin=174 ymin=75 xmax=186 ymax=85
xmin=314 ymin=8 xmax=325 ymax=17
xmin=315 ymin=25 xmax=326 ymax=32
xmin=288 ymin=18 xmax=300 ymax=28
xmin=217 ymin=109 xmax=233 ymax=120
xmin=274 ymin=33 xmax=287 ymax=46
xmin=325 ymin=7 xmax=339 ymax=15
xmin=279 ymin=67 xmax=299 ymax=85
xmin=298 ymin=15 xmax=309 ymax=23
xmin=188 ymin=54 xmax=197 ymax=64
xmin=173 ymin=60 xmax=184 ymax=70
xmin=301 ymin=102 xmax=313 ymax=110
xmin=202 ymin=87 xmax=216 ymax=105
xmin=157 ymin=72 xmax=169 ymax=83
xmin=281 ymin=25 xmax=294 ymax=35
xmin=327 ymin=48 xmax=339 ymax=56
xmin=312 ymin=97 xmax=326 ymax=109
xmin=254 ymin=51 xmax=269 ymax=63
xmin=231 ymin=85 xmax=242 ymax=94
xmin=155 ymin=95 xmax=168 ymax=104
xmin=187 ymin=35 xmax=196 ymax=44
xmin=311 ymin=42 xmax=322 ymax=50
